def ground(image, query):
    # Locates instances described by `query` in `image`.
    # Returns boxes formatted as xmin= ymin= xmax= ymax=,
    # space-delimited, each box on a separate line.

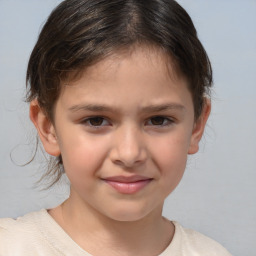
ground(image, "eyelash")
xmin=145 ymin=116 xmax=174 ymax=127
xmin=81 ymin=117 xmax=110 ymax=127
xmin=81 ymin=116 xmax=174 ymax=128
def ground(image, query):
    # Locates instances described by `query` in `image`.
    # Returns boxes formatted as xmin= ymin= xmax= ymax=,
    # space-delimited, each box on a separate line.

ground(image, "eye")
xmin=82 ymin=117 xmax=110 ymax=127
xmin=146 ymin=116 xmax=173 ymax=126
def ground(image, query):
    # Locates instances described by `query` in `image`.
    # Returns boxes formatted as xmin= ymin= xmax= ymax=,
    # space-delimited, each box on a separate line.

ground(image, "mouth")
xmin=102 ymin=175 xmax=153 ymax=194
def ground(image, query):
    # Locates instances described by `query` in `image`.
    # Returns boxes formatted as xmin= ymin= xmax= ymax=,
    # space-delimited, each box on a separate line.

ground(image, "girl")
xmin=0 ymin=0 xmax=231 ymax=255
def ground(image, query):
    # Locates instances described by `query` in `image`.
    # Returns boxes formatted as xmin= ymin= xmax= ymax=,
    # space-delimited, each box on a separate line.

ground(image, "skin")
xmin=30 ymin=47 xmax=210 ymax=256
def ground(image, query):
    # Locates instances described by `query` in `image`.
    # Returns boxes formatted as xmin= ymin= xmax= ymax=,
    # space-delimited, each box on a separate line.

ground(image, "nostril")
xmin=111 ymin=150 xmax=147 ymax=168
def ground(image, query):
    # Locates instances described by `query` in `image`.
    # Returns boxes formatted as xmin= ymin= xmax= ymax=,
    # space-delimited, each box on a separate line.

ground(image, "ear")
xmin=29 ymin=99 xmax=60 ymax=157
xmin=188 ymin=98 xmax=211 ymax=154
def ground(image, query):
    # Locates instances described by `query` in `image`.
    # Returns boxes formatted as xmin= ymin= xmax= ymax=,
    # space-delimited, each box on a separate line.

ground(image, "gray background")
xmin=0 ymin=0 xmax=255 ymax=255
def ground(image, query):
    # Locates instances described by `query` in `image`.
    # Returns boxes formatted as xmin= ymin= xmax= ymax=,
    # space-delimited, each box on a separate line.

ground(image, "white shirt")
xmin=0 ymin=209 xmax=232 ymax=256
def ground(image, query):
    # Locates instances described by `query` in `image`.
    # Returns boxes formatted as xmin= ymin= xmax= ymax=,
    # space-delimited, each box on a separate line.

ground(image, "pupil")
xmin=151 ymin=117 xmax=164 ymax=125
xmin=90 ymin=117 xmax=103 ymax=126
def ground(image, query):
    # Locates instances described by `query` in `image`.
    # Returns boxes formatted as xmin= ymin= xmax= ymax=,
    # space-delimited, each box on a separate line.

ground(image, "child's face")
xmin=33 ymin=47 xmax=209 ymax=221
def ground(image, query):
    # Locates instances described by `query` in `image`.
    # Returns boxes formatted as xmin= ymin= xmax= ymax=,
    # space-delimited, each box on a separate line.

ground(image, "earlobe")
xmin=29 ymin=100 xmax=60 ymax=157
xmin=188 ymin=99 xmax=211 ymax=155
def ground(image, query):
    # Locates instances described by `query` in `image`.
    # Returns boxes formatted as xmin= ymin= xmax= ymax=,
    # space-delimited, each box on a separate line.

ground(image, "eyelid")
xmin=79 ymin=115 xmax=175 ymax=129
xmin=145 ymin=116 xmax=175 ymax=126
xmin=81 ymin=116 xmax=111 ymax=127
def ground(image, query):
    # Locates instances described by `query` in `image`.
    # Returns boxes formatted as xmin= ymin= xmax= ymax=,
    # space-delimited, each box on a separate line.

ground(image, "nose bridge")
xmin=111 ymin=123 xmax=147 ymax=167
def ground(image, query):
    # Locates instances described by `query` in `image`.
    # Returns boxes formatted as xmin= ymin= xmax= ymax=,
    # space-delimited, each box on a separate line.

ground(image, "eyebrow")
xmin=68 ymin=104 xmax=117 ymax=113
xmin=68 ymin=103 xmax=185 ymax=113
xmin=141 ymin=103 xmax=185 ymax=113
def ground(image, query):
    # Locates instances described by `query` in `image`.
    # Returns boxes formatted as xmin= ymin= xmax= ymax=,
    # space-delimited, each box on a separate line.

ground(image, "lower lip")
xmin=104 ymin=179 xmax=152 ymax=194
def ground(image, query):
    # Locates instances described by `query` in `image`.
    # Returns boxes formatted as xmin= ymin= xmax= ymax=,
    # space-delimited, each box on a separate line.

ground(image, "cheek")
xmin=154 ymin=146 xmax=187 ymax=198
xmin=58 ymin=132 xmax=110 ymax=179
xmin=151 ymin=132 xmax=190 ymax=185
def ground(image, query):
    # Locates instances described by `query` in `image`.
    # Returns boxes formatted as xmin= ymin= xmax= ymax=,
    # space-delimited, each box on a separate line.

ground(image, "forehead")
xmin=57 ymin=47 xmax=192 ymax=111
xmin=63 ymin=46 xmax=185 ymax=90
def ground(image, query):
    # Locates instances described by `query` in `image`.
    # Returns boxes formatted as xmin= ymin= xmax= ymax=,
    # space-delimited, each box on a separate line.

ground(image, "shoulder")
xmin=172 ymin=221 xmax=232 ymax=256
xmin=0 ymin=210 xmax=45 ymax=237
xmin=0 ymin=209 xmax=57 ymax=255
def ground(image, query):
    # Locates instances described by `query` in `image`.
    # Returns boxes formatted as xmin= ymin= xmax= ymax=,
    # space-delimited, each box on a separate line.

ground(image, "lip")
xmin=102 ymin=175 xmax=153 ymax=194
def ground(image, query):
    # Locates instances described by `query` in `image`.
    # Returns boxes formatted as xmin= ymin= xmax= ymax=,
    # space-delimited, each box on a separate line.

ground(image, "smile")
xmin=102 ymin=175 xmax=153 ymax=194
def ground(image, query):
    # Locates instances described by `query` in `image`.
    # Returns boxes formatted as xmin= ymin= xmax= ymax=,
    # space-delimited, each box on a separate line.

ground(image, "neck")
xmin=49 ymin=191 xmax=174 ymax=256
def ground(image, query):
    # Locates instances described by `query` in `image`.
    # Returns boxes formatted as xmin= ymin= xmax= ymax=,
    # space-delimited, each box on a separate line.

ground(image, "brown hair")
xmin=26 ymin=0 xmax=212 ymax=186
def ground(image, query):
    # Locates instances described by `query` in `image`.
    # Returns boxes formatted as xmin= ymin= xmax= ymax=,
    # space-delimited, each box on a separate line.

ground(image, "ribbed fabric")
xmin=0 ymin=209 xmax=231 ymax=256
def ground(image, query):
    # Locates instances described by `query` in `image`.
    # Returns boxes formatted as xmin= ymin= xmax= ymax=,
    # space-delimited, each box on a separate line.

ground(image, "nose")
xmin=109 ymin=125 xmax=147 ymax=168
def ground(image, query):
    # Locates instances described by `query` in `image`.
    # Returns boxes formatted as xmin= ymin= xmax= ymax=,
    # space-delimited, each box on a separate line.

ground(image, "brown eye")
xmin=146 ymin=116 xmax=173 ymax=127
xmin=150 ymin=116 xmax=165 ymax=125
xmin=81 ymin=116 xmax=111 ymax=130
xmin=88 ymin=117 xmax=104 ymax=126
